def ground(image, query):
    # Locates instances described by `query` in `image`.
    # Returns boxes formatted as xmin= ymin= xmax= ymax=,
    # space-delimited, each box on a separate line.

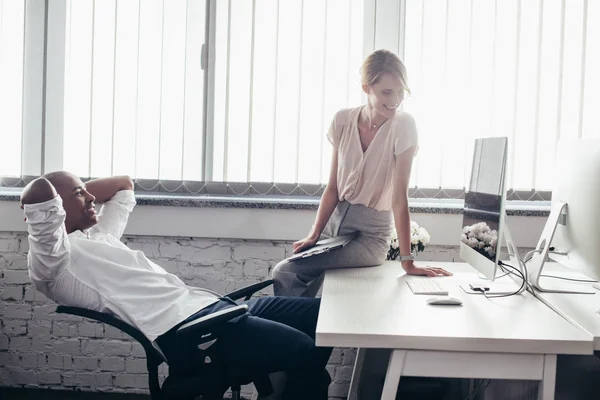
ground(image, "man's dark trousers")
xmin=157 ymin=296 xmax=333 ymax=399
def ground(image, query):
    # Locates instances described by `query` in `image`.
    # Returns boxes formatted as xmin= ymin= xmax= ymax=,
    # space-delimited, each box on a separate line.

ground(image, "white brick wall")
xmin=0 ymin=231 xmax=462 ymax=399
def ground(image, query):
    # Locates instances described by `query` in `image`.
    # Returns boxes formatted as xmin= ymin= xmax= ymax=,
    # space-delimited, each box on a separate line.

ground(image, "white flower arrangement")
xmin=460 ymin=222 xmax=498 ymax=259
xmin=387 ymin=221 xmax=431 ymax=260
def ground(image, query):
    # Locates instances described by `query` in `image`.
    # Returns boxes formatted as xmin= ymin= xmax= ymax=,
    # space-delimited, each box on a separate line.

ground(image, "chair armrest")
xmin=225 ymin=279 xmax=274 ymax=301
xmin=176 ymin=304 xmax=249 ymax=336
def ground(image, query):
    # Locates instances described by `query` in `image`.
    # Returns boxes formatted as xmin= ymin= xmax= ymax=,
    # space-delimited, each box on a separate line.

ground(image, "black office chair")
xmin=56 ymin=280 xmax=275 ymax=400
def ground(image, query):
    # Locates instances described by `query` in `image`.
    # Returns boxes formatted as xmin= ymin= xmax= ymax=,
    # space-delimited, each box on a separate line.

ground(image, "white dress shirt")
xmin=24 ymin=190 xmax=219 ymax=342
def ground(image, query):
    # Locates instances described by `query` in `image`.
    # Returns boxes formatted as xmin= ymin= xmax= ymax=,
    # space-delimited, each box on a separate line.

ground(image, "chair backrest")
xmin=56 ymin=306 xmax=163 ymax=360
xmin=55 ymin=306 xmax=164 ymax=398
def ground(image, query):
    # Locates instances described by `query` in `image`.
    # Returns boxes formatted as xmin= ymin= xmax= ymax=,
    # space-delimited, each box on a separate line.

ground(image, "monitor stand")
xmin=499 ymin=216 xmax=527 ymax=295
xmin=527 ymin=201 xmax=595 ymax=294
xmin=461 ymin=214 xmax=527 ymax=296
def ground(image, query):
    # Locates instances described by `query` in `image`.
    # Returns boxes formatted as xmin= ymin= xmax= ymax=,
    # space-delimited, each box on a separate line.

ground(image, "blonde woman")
xmin=272 ymin=49 xmax=452 ymax=297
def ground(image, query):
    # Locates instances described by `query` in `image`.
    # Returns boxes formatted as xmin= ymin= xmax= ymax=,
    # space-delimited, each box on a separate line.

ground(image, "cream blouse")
xmin=326 ymin=106 xmax=418 ymax=211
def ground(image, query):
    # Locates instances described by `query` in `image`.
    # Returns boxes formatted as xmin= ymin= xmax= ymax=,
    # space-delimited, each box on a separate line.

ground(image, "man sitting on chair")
xmin=21 ymin=171 xmax=332 ymax=400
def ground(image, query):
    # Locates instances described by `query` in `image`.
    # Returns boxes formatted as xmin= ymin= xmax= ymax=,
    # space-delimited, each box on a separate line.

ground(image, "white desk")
xmin=532 ymin=262 xmax=600 ymax=351
xmin=315 ymin=261 xmax=593 ymax=400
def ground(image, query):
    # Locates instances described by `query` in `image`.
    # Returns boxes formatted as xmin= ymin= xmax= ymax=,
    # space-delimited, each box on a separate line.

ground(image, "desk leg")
xmin=537 ymin=354 xmax=557 ymax=400
xmin=348 ymin=348 xmax=366 ymax=400
xmin=381 ymin=350 xmax=407 ymax=400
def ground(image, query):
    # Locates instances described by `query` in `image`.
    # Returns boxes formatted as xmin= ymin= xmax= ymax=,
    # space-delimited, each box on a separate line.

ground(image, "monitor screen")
xmin=460 ymin=137 xmax=508 ymax=279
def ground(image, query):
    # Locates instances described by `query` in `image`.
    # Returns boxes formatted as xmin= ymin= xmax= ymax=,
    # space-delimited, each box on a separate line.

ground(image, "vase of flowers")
xmin=460 ymin=222 xmax=498 ymax=260
xmin=387 ymin=221 xmax=431 ymax=261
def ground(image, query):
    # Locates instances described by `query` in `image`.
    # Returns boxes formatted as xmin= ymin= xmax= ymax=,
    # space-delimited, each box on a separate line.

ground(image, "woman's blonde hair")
xmin=360 ymin=49 xmax=410 ymax=94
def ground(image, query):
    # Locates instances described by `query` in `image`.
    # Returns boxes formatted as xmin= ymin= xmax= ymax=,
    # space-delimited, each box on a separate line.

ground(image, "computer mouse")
xmin=426 ymin=296 xmax=463 ymax=306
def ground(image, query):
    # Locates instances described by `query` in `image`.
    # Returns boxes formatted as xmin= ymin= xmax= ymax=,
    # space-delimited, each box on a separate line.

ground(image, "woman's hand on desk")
xmin=402 ymin=261 xmax=453 ymax=277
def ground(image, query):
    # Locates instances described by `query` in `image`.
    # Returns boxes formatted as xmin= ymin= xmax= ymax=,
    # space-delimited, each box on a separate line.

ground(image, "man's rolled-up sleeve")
xmin=92 ymin=190 xmax=136 ymax=239
xmin=24 ymin=196 xmax=71 ymax=282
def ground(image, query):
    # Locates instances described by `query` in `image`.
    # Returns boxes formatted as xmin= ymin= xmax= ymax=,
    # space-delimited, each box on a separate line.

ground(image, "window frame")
xmin=0 ymin=0 xmax=554 ymax=203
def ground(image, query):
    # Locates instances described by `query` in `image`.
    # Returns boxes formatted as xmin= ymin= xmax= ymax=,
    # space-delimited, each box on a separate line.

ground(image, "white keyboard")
xmin=406 ymin=279 xmax=448 ymax=295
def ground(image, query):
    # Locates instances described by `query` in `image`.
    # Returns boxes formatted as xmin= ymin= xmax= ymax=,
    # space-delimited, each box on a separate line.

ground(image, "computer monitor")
xmin=459 ymin=137 xmax=508 ymax=281
xmin=528 ymin=138 xmax=600 ymax=291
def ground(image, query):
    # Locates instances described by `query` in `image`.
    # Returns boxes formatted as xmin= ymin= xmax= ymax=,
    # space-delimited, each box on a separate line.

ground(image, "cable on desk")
xmin=501 ymin=256 xmax=538 ymax=298
xmin=524 ymin=246 xmax=569 ymax=263
xmin=482 ymin=260 xmax=537 ymax=299
xmin=481 ymin=261 xmax=526 ymax=299
xmin=523 ymin=247 xmax=568 ymax=263
xmin=523 ymin=248 xmax=543 ymax=263
xmin=499 ymin=260 xmax=541 ymax=299
xmin=522 ymin=247 xmax=596 ymax=285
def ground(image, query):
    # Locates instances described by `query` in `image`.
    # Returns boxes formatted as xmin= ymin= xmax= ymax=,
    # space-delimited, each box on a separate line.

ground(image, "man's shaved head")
xmin=42 ymin=171 xmax=98 ymax=233
xmin=43 ymin=171 xmax=78 ymax=192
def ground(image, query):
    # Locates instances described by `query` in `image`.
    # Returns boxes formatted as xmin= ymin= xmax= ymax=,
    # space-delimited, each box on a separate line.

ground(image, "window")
xmin=2 ymin=0 xmax=599 ymax=199
xmin=0 ymin=0 xmax=26 ymax=178
xmin=400 ymin=0 xmax=600 ymax=192
xmin=210 ymin=0 xmax=364 ymax=185
xmin=59 ymin=0 xmax=365 ymax=192
xmin=62 ymin=0 xmax=206 ymax=181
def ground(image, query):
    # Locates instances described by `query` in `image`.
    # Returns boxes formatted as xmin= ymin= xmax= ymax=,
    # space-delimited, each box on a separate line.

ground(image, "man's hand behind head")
xmin=21 ymin=178 xmax=58 ymax=207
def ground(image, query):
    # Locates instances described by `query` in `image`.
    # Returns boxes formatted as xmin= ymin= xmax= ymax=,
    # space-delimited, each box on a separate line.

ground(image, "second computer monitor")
xmin=460 ymin=137 xmax=508 ymax=281
xmin=547 ymin=138 xmax=600 ymax=281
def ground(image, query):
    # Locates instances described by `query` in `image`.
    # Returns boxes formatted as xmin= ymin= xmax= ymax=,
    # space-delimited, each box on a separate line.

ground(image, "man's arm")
xmin=88 ymin=176 xmax=136 ymax=239
xmin=21 ymin=178 xmax=58 ymax=207
xmin=85 ymin=176 xmax=134 ymax=203
xmin=21 ymin=179 xmax=70 ymax=283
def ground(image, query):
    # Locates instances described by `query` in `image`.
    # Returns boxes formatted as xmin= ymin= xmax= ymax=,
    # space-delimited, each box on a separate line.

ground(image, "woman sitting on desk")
xmin=271 ymin=49 xmax=452 ymax=298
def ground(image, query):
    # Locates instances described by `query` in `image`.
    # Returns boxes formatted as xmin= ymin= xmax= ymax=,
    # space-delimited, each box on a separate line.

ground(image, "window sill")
xmin=0 ymin=189 xmax=549 ymax=247
xmin=0 ymin=189 xmax=551 ymax=216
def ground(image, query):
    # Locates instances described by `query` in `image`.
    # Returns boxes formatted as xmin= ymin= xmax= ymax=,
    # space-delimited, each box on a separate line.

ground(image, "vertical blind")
xmin=62 ymin=0 xmax=206 ymax=181
xmin=0 ymin=0 xmax=25 ymax=178
xmin=211 ymin=0 xmax=365 ymax=184
xmin=402 ymin=0 xmax=600 ymax=192
xmin=2 ymin=0 xmax=599 ymax=196
xmin=61 ymin=0 xmax=365 ymax=186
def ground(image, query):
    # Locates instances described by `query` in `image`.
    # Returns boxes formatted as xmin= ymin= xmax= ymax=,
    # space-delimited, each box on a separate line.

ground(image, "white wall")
xmin=0 ymin=200 xmax=547 ymax=247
